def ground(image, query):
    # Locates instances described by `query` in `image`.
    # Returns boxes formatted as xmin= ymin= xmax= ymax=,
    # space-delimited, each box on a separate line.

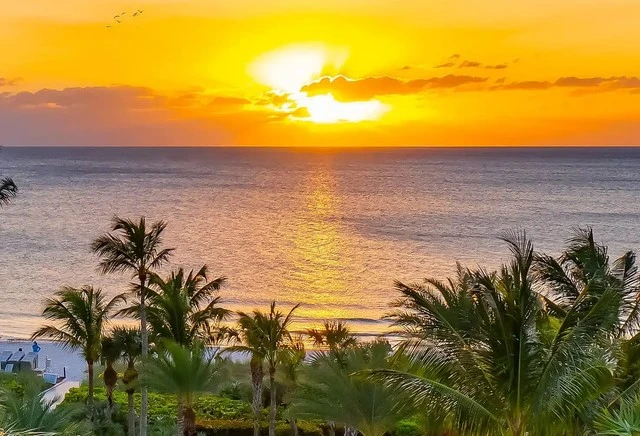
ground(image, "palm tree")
xmin=112 ymin=326 xmax=142 ymax=436
xmin=119 ymin=266 xmax=228 ymax=347
xmin=92 ymin=216 xmax=174 ymax=436
xmin=0 ymin=177 xmax=17 ymax=206
xmin=0 ymin=385 xmax=86 ymax=435
xmin=142 ymin=341 xmax=219 ymax=436
xmin=534 ymin=228 xmax=640 ymax=338
xmin=306 ymin=320 xmax=357 ymax=436
xmin=278 ymin=336 xmax=305 ymax=436
xmin=230 ymin=302 xmax=300 ymax=436
xmin=378 ymin=233 xmax=618 ymax=435
xmin=307 ymin=320 xmax=357 ymax=366
xmin=594 ymin=394 xmax=640 ymax=435
xmin=100 ymin=336 xmax=120 ymax=414
xmin=291 ymin=341 xmax=405 ymax=436
xmin=31 ymin=286 xmax=124 ymax=413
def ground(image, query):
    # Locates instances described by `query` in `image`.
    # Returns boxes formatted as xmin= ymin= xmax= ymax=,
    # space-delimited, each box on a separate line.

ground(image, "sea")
xmin=1 ymin=146 xmax=639 ymax=339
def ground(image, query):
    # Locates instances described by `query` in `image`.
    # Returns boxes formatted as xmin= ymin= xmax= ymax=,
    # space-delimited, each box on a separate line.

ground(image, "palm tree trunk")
xmin=176 ymin=397 xmax=184 ymax=436
xmin=269 ymin=365 xmax=277 ymax=436
xmin=328 ymin=421 xmax=335 ymax=436
xmin=127 ymin=392 xmax=136 ymax=436
xmin=140 ymin=274 xmax=148 ymax=436
xmin=183 ymin=405 xmax=196 ymax=436
xmin=251 ymin=357 xmax=263 ymax=436
xmin=289 ymin=419 xmax=298 ymax=436
xmin=87 ymin=359 xmax=95 ymax=416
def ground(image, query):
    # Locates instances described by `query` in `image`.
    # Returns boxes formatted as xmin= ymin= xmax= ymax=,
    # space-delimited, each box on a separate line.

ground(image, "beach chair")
xmin=3 ymin=363 xmax=14 ymax=373
xmin=20 ymin=352 xmax=38 ymax=371
xmin=43 ymin=373 xmax=58 ymax=384
xmin=0 ymin=351 xmax=12 ymax=370
xmin=7 ymin=351 xmax=24 ymax=371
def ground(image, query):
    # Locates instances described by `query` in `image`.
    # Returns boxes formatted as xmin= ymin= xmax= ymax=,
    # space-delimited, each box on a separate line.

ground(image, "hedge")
xmin=196 ymin=419 xmax=323 ymax=436
xmin=61 ymin=386 xmax=251 ymax=421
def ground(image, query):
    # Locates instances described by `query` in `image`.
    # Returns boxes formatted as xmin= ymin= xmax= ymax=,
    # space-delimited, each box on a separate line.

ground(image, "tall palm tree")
xmin=142 ymin=341 xmax=219 ymax=436
xmin=92 ymin=216 xmax=174 ymax=436
xmin=112 ymin=326 xmax=142 ymax=436
xmin=306 ymin=321 xmax=357 ymax=436
xmin=278 ymin=336 xmax=305 ymax=436
xmin=0 ymin=177 xmax=17 ymax=206
xmin=119 ymin=266 xmax=228 ymax=347
xmin=378 ymin=233 xmax=617 ymax=435
xmin=228 ymin=324 xmax=265 ymax=436
xmin=230 ymin=302 xmax=300 ymax=436
xmin=292 ymin=341 xmax=405 ymax=436
xmin=31 ymin=286 xmax=124 ymax=413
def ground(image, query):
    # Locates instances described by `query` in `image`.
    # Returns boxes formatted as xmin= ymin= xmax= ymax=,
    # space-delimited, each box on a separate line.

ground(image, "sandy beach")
xmin=0 ymin=339 xmax=86 ymax=381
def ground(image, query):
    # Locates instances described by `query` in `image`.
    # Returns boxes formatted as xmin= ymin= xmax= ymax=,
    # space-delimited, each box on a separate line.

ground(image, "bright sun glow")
xmin=296 ymin=94 xmax=389 ymax=123
xmin=250 ymin=44 xmax=388 ymax=123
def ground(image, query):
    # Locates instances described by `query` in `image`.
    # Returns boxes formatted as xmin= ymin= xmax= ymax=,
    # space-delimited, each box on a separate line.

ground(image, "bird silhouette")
xmin=106 ymin=25 xmax=112 ymax=29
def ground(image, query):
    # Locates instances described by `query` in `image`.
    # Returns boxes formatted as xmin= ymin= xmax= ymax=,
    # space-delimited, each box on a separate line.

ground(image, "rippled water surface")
xmin=1 ymin=147 xmax=639 ymax=338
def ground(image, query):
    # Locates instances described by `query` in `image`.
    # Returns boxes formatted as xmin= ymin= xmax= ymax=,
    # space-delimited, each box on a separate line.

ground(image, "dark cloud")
xmin=401 ymin=65 xmax=412 ymax=70
xmin=301 ymin=74 xmax=488 ymax=101
xmin=459 ymin=60 xmax=483 ymax=68
xmin=434 ymin=62 xmax=455 ymax=68
xmin=449 ymin=54 xmax=461 ymax=60
xmin=0 ymin=85 xmax=279 ymax=145
xmin=495 ymin=77 xmax=506 ymax=84
xmin=555 ymin=77 xmax=605 ymax=87
xmin=500 ymin=81 xmax=553 ymax=90
xmin=495 ymin=76 xmax=640 ymax=91
xmin=609 ymin=76 xmax=640 ymax=89
xmin=485 ymin=64 xmax=508 ymax=70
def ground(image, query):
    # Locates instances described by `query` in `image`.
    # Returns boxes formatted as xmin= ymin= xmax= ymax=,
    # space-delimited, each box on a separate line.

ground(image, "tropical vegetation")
xmin=11 ymin=214 xmax=639 ymax=436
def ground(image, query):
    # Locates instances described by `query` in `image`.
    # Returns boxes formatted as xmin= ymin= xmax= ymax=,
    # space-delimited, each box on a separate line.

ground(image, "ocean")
xmin=1 ymin=146 xmax=639 ymax=339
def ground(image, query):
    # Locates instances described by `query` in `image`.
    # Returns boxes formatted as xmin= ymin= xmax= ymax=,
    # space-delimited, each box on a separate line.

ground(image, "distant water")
xmin=1 ymin=147 xmax=639 ymax=339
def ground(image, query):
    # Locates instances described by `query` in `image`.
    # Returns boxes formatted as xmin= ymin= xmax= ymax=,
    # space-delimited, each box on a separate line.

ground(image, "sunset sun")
xmin=250 ymin=44 xmax=388 ymax=123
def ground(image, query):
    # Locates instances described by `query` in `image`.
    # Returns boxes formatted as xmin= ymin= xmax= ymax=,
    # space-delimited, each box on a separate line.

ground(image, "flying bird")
xmin=106 ymin=25 xmax=112 ymax=29
xmin=114 ymin=15 xmax=120 ymax=19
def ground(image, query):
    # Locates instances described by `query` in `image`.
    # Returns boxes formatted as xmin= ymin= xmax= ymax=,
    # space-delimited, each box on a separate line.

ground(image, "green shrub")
xmin=196 ymin=419 xmax=323 ymax=436
xmin=393 ymin=418 xmax=424 ymax=436
xmin=61 ymin=385 xmax=251 ymax=422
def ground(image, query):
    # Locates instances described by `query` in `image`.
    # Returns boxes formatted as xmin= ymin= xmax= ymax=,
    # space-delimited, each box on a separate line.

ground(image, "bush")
xmin=392 ymin=418 xmax=424 ymax=436
xmin=196 ymin=419 xmax=323 ymax=436
xmin=61 ymin=385 xmax=251 ymax=422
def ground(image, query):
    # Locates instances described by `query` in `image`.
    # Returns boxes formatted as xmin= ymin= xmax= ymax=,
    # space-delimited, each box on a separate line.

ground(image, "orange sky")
xmin=2 ymin=0 xmax=640 ymax=145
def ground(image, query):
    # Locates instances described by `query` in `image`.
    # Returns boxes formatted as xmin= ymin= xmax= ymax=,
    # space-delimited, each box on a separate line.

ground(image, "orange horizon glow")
xmin=2 ymin=0 xmax=640 ymax=145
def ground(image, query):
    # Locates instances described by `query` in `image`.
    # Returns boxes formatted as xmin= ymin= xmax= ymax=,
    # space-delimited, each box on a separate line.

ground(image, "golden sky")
xmin=2 ymin=0 xmax=640 ymax=145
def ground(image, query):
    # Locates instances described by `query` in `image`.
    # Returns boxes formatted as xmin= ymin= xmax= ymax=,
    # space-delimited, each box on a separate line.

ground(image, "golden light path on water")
xmin=3 ymin=147 xmax=640 ymax=342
